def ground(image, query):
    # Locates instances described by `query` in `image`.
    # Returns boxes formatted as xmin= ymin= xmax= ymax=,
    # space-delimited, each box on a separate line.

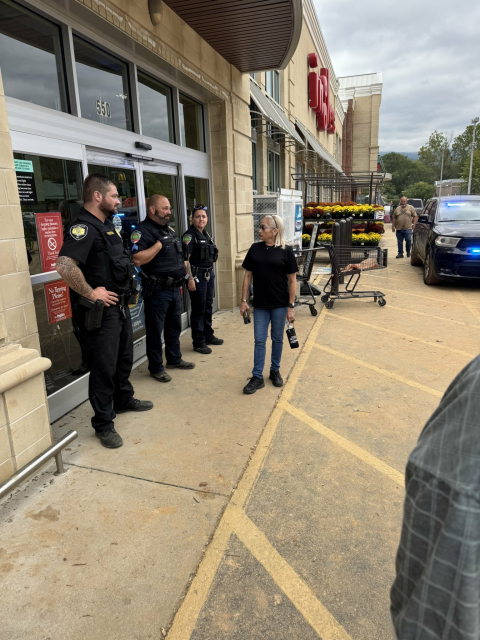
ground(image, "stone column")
xmin=0 ymin=69 xmax=51 ymax=484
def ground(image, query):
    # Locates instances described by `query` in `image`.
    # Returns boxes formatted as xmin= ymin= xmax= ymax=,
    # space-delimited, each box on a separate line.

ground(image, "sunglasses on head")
xmin=194 ymin=205 xmax=207 ymax=211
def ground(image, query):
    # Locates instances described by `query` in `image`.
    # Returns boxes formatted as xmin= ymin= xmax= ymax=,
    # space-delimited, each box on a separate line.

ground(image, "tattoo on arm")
xmin=56 ymin=256 xmax=93 ymax=298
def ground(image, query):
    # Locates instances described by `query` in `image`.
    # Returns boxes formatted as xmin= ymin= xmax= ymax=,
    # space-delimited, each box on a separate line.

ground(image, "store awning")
xmin=250 ymin=79 xmax=304 ymax=147
xmin=295 ymin=119 xmax=343 ymax=174
xmin=161 ymin=0 xmax=302 ymax=73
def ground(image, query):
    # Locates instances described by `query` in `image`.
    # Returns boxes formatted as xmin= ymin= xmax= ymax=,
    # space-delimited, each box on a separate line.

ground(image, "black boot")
xmin=115 ymin=398 xmax=154 ymax=413
xmin=243 ymin=376 xmax=265 ymax=394
xmin=194 ymin=345 xmax=212 ymax=354
xmin=95 ymin=428 xmax=123 ymax=448
xmin=269 ymin=370 xmax=284 ymax=387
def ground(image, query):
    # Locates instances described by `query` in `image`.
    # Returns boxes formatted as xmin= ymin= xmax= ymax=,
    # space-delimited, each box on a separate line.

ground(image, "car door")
xmin=426 ymin=200 xmax=438 ymax=252
xmin=415 ymin=200 xmax=432 ymax=259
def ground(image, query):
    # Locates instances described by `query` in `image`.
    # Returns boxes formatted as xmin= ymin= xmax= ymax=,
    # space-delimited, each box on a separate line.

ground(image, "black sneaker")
xmin=194 ymin=345 xmax=212 ymax=354
xmin=115 ymin=398 xmax=154 ymax=413
xmin=95 ymin=428 xmax=123 ymax=448
xmin=206 ymin=337 xmax=224 ymax=345
xmin=396 ymin=254 xmax=404 ymax=259
xmin=166 ymin=360 xmax=195 ymax=369
xmin=243 ymin=376 xmax=265 ymax=394
xmin=151 ymin=371 xmax=172 ymax=383
xmin=269 ymin=370 xmax=284 ymax=387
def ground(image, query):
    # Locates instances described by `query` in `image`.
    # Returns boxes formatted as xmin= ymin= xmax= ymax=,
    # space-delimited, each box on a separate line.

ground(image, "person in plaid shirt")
xmin=391 ymin=355 xmax=480 ymax=639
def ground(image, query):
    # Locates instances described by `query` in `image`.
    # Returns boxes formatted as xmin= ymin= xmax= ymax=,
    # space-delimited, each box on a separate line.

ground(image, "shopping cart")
xmin=293 ymin=247 xmax=320 ymax=316
xmin=319 ymin=244 xmax=388 ymax=309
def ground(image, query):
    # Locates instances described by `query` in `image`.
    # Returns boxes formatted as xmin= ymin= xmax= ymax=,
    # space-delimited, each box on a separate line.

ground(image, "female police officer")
xmin=182 ymin=205 xmax=223 ymax=354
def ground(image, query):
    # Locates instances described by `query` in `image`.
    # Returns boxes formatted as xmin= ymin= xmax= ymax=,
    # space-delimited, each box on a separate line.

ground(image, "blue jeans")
xmin=396 ymin=229 xmax=412 ymax=255
xmin=253 ymin=307 xmax=287 ymax=378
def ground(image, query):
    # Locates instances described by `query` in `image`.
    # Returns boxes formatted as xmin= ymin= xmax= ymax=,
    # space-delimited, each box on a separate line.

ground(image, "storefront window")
xmin=184 ymin=176 xmax=210 ymax=227
xmin=295 ymin=162 xmax=304 ymax=193
xmin=265 ymin=70 xmax=280 ymax=104
xmin=74 ymin=36 xmax=132 ymax=131
xmin=268 ymin=151 xmax=280 ymax=193
xmin=14 ymin=153 xmax=83 ymax=276
xmin=252 ymin=142 xmax=258 ymax=192
xmin=179 ymin=94 xmax=205 ymax=152
xmin=0 ymin=0 xmax=68 ymax=112
xmin=137 ymin=71 xmax=174 ymax=143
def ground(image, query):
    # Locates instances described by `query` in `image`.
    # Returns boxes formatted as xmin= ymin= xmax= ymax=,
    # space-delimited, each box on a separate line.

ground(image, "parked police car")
xmin=411 ymin=195 xmax=480 ymax=285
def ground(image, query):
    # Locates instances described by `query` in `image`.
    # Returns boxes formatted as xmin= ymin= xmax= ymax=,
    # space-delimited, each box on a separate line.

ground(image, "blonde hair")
xmin=262 ymin=215 xmax=286 ymax=249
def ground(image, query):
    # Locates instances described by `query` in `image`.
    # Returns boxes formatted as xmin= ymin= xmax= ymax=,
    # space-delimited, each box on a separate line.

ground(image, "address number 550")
xmin=96 ymin=100 xmax=111 ymax=118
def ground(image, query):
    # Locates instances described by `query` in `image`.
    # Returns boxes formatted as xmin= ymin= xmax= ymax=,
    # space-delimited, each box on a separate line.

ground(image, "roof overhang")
xmin=161 ymin=0 xmax=303 ymax=73
xmin=295 ymin=119 xmax=343 ymax=174
xmin=250 ymin=80 xmax=305 ymax=147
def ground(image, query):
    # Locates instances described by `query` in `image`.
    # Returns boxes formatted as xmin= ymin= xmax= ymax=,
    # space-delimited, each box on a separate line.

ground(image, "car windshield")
xmin=408 ymin=199 xmax=423 ymax=207
xmin=437 ymin=199 xmax=480 ymax=222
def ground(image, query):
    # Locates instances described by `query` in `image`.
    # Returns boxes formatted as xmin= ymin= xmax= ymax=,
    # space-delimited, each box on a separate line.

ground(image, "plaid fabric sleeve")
xmin=391 ymin=463 xmax=480 ymax=639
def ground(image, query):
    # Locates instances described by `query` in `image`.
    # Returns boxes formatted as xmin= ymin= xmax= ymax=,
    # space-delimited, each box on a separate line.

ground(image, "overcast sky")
xmin=314 ymin=0 xmax=480 ymax=153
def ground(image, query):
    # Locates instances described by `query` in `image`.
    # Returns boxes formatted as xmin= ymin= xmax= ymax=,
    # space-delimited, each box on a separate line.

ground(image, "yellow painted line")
xmin=234 ymin=510 xmax=353 ymax=640
xmin=281 ymin=401 xmax=404 ymax=487
xmin=325 ymin=312 xmax=475 ymax=358
xmin=358 ymin=279 xmax=462 ymax=306
xmin=454 ymin=291 xmax=480 ymax=323
xmin=167 ymin=308 xmax=329 ymax=639
xmin=387 ymin=304 xmax=480 ymax=328
xmin=312 ymin=343 xmax=443 ymax=398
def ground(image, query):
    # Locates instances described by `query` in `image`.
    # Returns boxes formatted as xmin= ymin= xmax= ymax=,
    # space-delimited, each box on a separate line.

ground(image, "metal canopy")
xmin=295 ymin=119 xmax=343 ymax=174
xmin=162 ymin=0 xmax=303 ymax=73
xmin=291 ymin=170 xmax=390 ymax=203
xmin=250 ymin=80 xmax=305 ymax=147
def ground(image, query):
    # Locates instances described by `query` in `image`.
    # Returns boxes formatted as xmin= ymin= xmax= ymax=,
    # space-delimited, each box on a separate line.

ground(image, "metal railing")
xmin=0 ymin=430 xmax=77 ymax=501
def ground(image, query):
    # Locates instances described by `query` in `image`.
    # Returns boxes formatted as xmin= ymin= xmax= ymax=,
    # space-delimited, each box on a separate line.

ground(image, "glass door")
xmin=14 ymin=152 xmax=85 ymax=397
xmin=141 ymin=164 xmax=189 ymax=330
xmin=86 ymin=152 xmax=146 ymax=363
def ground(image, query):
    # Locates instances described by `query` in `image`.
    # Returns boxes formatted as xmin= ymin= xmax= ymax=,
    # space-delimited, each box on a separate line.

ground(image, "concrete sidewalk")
xmin=0 ymin=297 xmax=318 ymax=640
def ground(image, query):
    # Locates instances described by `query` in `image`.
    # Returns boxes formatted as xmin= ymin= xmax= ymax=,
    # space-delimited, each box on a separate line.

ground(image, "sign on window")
xmin=96 ymin=100 xmax=111 ymax=118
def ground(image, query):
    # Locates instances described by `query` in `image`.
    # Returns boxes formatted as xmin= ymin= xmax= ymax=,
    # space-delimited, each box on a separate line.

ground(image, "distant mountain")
xmin=380 ymin=151 xmax=419 ymax=160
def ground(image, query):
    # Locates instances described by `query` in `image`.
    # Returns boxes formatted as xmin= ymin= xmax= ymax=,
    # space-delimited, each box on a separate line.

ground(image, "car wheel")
xmin=423 ymin=248 xmax=441 ymax=285
xmin=410 ymin=236 xmax=422 ymax=266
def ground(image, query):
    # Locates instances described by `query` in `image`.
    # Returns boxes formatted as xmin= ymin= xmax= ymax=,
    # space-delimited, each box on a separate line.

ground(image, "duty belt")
xmin=191 ymin=265 xmax=213 ymax=280
xmin=139 ymin=272 xmax=183 ymax=298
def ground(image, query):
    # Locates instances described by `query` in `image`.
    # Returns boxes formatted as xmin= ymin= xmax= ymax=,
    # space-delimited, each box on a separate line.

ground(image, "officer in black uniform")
xmin=132 ymin=194 xmax=194 ymax=382
xmin=182 ymin=205 xmax=223 ymax=354
xmin=56 ymin=174 xmax=153 ymax=449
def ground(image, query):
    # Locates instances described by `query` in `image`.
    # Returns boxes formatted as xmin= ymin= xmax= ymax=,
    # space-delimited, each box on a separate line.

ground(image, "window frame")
xmin=265 ymin=70 xmax=280 ymax=104
xmin=267 ymin=150 xmax=280 ymax=193
xmin=179 ymin=92 xmax=206 ymax=153
xmin=136 ymin=67 xmax=175 ymax=144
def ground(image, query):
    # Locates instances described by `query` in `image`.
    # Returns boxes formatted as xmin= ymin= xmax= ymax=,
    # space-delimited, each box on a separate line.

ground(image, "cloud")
xmin=313 ymin=0 xmax=480 ymax=152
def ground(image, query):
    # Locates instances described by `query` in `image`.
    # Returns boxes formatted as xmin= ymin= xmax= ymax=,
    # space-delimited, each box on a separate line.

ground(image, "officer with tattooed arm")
xmin=132 ymin=194 xmax=194 ymax=382
xmin=182 ymin=204 xmax=223 ymax=354
xmin=56 ymin=174 xmax=153 ymax=449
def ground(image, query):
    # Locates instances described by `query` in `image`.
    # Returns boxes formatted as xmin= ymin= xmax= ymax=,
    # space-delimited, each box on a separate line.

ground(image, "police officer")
xmin=56 ymin=174 xmax=153 ymax=449
xmin=182 ymin=205 xmax=223 ymax=354
xmin=132 ymin=194 xmax=194 ymax=382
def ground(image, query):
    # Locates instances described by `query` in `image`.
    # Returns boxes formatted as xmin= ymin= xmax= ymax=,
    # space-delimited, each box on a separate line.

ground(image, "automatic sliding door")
xmin=142 ymin=170 xmax=188 ymax=328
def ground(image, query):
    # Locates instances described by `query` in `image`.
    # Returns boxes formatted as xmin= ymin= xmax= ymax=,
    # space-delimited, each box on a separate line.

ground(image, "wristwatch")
xmin=287 ymin=303 xmax=295 ymax=309
xmin=242 ymin=298 xmax=247 ymax=302
xmin=184 ymin=274 xmax=191 ymax=280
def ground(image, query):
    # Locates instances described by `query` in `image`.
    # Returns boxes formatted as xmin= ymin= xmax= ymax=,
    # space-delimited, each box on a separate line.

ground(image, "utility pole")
xmin=468 ymin=117 xmax=479 ymax=195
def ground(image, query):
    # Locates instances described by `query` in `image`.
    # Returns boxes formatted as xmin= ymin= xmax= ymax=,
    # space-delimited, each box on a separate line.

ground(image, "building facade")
xmin=338 ymin=73 xmax=383 ymax=174
xmin=0 ymin=0 xmax=382 ymax=482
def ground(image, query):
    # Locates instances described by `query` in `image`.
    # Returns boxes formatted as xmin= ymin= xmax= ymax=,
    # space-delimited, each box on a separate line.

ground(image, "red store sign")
xmin=44 ymin=280 xmax=72 ymax=325
xmin=36 ymin=212 xmax=63 ymax=272
xmin=308 ymin=54 xmax=335 ymax=135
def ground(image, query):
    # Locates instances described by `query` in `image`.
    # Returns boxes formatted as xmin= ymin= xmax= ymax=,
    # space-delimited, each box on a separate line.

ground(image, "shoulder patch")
xmin=183 ymin=234 xmax=192 ymax=244
xmin=70 ymin=224 xmax=88 ymax=241
xmin=131 ymin=230 xmax=142 ymax=244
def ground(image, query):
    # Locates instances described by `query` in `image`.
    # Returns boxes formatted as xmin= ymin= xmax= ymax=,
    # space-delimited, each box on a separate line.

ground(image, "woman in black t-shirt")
xmin=240 ymin=215 xmax=298 ymax=394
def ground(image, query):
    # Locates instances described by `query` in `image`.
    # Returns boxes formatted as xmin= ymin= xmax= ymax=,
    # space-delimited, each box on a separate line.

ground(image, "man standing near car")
xmin=132 ymin=195 xmax=195 ymax=382
xmin=392 ymin=196 xmax=418 ymax=258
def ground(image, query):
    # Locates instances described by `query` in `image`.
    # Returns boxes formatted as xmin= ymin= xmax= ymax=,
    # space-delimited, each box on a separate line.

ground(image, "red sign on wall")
xmin=44 ymin=280 xmax=72 ymax=325
xmin=307 ymin=59 xmax=335 ymax=135
xmin=36 ymin=212 xmax=63 ymax=272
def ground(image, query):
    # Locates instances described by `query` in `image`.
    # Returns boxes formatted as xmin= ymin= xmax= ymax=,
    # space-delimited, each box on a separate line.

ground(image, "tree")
xmin=452 ymin=124 xmax=477 ymax=173
xmin=403 ymin=181 xmax=435 ymax=201
xmin=381 ymin=152 xmax=434 ymax=197
xmin=459 ymin=149 xmax=480 ymax=194
xmin=418 ymin=131 xmax=455 ymax=181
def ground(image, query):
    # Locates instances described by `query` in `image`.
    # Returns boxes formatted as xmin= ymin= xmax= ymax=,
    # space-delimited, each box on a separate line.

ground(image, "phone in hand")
xmin=243 ymin=309 xmax=251 ymax=324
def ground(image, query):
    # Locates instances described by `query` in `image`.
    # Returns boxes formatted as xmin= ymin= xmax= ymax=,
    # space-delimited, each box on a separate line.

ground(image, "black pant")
xmin=144 ymin=286 xmax=182 ymax=374
xmin=73 ymin=303 xmax=134 ymax=432
xmin=188 ymin=271 xmax=215 ymax=348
